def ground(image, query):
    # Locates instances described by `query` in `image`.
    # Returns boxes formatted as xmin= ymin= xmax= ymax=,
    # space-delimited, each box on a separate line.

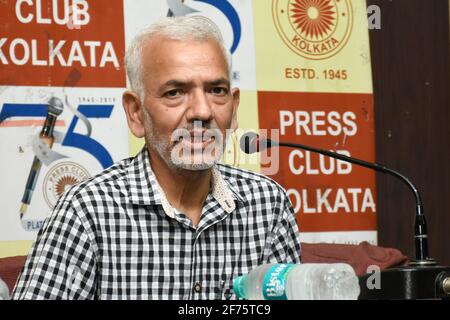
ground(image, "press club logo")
xmin=272 ymin=0 xmax=353 ymax=60
xmin=43 ymin=162 xmax=90 ymax=209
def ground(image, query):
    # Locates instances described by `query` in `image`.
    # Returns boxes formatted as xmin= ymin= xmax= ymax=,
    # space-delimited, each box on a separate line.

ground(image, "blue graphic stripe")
xmin=194 ymin=0 xmax=241 ymax=53
xmin=77 ymin=104 xmax=113 ymax=118
xmin=62 ymin=105 xmax=114 ymax=169
xmin=0 ymin=104 xmax=47 ymax=122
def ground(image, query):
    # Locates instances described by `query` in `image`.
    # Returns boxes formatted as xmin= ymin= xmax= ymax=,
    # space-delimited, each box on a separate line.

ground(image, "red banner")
xmin=0 ymin=0 xmax=125 ymax=87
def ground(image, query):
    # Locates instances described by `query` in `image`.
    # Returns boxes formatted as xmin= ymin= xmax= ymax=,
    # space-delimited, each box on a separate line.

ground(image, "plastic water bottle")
xmin=0 ymin=277 xmax=9 ymax=300
xmin=233 ymin=263 xmax=360 ymax=300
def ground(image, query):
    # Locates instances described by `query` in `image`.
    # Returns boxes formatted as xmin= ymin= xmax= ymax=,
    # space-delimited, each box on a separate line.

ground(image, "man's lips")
xmin=175 ymin=132 xmax=216 ymax=148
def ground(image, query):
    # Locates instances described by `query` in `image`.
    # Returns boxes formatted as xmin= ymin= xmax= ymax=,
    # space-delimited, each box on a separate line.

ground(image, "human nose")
xmin=186 ymin=89 xmax=213 ymax=122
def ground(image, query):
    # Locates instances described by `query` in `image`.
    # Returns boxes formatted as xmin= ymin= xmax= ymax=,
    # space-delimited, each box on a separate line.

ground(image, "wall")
xmin=367 ymin=0 xmax=450 ymax=265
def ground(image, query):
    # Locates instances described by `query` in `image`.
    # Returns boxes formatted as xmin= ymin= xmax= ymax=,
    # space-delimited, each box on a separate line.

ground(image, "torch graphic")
xmin=19 ymin=97 xmax=64 ymax=219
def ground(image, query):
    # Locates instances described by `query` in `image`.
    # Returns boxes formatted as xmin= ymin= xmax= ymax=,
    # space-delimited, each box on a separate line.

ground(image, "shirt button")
xmin=194 ymin=282 xmax=202 ymax=293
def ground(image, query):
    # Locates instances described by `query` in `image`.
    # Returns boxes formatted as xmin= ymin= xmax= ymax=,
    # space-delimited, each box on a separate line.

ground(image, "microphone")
xmin=240 ymin=131 xmax=277 ymax=154
xmin=19 ymin=97 xmax=64 ymax=219
xmin=240 ymin=132 xmax=450 ymax=299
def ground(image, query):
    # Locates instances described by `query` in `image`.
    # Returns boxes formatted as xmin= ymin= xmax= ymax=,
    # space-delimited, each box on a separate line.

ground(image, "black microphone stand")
xmin=264 ymin=138 xmax=450 ymax=299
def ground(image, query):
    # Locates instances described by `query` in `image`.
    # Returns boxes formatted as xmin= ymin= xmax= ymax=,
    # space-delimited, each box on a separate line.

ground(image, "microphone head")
xmin=48 ymin=97 xmax=64 ymax=116
xmin=240 ymin=131 xmax=259 ymax=154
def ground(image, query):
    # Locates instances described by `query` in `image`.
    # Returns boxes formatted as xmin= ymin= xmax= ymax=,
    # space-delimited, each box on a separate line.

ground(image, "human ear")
xmin=230 ymin=87 xmax=240 ymax=132
xmin=122 ymin=90 xmax=145 ymax=138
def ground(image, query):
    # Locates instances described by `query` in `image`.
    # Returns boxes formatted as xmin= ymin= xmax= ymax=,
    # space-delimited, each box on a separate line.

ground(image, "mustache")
xmin=181 ymin=120 xmax=214 ymax=131
xmin=171 ymin=121 xmax=222 ymax=142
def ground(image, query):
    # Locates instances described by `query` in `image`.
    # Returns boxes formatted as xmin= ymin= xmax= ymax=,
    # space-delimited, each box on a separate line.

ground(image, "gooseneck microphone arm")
xmin=277 ymin=140 xmax=429 ymax=263
xmin=242 ymin=132 xmax=431 ymax=264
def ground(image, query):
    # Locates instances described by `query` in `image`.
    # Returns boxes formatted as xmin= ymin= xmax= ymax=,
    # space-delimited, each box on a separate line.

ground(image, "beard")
xmin=142 ymin=107 xmax=226 ymax=171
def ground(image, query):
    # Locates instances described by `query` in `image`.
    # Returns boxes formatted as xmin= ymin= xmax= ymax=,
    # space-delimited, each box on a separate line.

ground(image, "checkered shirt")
xmin=12 ymin=147 xmax=302 ymax=300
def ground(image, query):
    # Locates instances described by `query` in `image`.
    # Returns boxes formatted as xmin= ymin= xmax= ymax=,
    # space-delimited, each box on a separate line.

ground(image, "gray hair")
xmin=124 ymin=16 xmax=232 ymax=101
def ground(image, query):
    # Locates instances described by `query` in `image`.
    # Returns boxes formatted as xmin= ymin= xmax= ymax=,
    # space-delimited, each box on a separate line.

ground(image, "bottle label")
xmin=262 ymin=264 xmax=295 ymax=300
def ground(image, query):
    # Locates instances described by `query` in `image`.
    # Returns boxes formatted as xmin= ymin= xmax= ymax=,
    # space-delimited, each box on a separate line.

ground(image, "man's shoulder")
xmin=59 ymin=156 xmax=133 ymax=203
xmin=216 ymin=163 xmax=288 ymax=200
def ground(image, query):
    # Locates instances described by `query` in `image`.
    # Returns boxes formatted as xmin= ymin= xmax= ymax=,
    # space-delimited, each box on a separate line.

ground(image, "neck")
xmin=147 ymin=147 xmax=212 ymax=226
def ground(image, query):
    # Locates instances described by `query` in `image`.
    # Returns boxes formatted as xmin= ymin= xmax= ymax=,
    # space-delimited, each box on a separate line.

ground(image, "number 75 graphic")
xmin=0 ymin=103 xmax=114 ymax=169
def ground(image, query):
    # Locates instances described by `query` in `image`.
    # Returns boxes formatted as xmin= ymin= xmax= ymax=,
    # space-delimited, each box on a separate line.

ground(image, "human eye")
xmin=210 ymin=87 xmax=229 ymax=96
xmin=164 ymin=89 xmax=183 ymax=99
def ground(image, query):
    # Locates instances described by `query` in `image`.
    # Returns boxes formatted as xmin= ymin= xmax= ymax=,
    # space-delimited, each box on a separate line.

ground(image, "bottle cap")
xmin=233 ymin=275 xmax=245 ymax=299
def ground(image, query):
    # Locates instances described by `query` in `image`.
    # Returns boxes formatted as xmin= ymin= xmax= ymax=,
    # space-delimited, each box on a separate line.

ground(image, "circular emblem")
xmin=272 ymin=0 xmax=353 ymax=60
xmin=43 ymin=162 xmax=90 ymax=208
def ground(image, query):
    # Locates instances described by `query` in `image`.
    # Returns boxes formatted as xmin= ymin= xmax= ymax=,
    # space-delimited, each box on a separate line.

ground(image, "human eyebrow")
xmin=209 ymin=78 xmax=230 ymax=88
xmin=163 ymin=80 xmax=187 ymax=88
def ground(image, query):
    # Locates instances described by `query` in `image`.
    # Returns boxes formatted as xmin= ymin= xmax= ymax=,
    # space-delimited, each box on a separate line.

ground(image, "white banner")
xmin=0 ymin=86 xmax=128 ymax=240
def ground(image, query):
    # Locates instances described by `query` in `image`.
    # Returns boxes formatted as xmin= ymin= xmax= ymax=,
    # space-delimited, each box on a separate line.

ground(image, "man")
xmin=12 ymin=16 xmax=301 ymax=300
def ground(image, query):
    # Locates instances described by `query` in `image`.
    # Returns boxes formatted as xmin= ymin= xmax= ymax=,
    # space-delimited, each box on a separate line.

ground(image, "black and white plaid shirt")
xmin=12 ymin=147 xmax=302 ymax=300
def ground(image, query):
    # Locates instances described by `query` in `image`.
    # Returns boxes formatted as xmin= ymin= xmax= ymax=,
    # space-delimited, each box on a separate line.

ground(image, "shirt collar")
xmin=127 ymin=147 xmax=240 ymax=218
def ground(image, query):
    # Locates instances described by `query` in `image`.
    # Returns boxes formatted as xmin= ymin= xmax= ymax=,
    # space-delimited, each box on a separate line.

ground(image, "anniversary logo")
xmin=0 ymin=86 xmax=127 ymax=237
xmin=0 ymin=0 xmax=128 ymax=239
xmin=272 ymin=0 xmax=353 ymax=60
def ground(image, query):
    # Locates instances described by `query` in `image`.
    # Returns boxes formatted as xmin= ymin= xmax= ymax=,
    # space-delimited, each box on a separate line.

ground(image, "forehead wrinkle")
xmin=142 ymin=37 xmax=228 ymax=73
